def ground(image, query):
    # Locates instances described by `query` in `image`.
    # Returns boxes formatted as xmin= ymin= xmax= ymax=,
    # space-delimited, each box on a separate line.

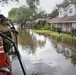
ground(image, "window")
xmin=69 ymin=8 xmax=73 ymax=13
xmin=60 ymin=11 xmax=62 ymax=15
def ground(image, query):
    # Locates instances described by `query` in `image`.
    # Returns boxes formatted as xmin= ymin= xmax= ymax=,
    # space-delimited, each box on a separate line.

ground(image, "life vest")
xmin=0 ymin=36 xmax=7 ymax=68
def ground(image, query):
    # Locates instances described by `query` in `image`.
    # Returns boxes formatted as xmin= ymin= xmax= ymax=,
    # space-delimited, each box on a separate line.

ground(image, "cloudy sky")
xmin=0 ymin=0 xmax=63 ymax=17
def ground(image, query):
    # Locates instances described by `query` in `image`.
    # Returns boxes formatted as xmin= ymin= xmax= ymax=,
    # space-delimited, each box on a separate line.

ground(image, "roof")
xmin=66 ymin=4 xmax=76 ymax=10
xmin=58 ymin=7 xmax=66 ymax=11
xmin=48 ymin=15 xmax=76 ymax=23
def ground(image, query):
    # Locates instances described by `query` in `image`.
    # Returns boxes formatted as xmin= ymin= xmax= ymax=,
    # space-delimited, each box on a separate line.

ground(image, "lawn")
xmin=32 ymin=30 xmax=76 ymax=39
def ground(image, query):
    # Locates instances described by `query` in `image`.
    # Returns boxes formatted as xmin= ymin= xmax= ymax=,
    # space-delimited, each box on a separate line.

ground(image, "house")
xmin=48 ymin=4 xmax=76 ymax=32
xmin=33 ymin=19 xmax=46 ymax=26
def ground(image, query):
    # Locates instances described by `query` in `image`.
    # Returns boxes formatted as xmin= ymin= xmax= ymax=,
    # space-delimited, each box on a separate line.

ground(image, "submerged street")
xmin=12 ymin=26 xmax=76 ymax=75
xmin=1 ymin=1 xmax=76 ymax=75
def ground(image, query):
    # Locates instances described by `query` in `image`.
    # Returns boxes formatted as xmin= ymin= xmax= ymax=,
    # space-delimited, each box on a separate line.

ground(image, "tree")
xmin=0 ymin=0 xmax=40 ymax=7
xmin=8 ymin=6 xmax=48 ymax=23
xmin=8 ymin=8 xmax=17 ymax=22
xmin=72 ymin=0 xmax=76 ymax=4
xmin=56 ymin=0 xmax=70 ymax=8
xmin=31 ymin=8 xmax=48 ymax=20
xmin=0 ymin=0 xmax=19 ymax=6
xmin=48 ymin=8 xmax=58 ymax=18
xmin=8 ymin=6 xmax=36 ymax=23
xmin=56 ymin=0 xmax=76 ymax=8
xmin=26 ymin=0 xmax=40 ymax=8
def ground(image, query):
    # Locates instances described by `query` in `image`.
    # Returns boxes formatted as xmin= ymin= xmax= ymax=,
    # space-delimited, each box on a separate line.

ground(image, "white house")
xmin=66 ymin=4 xmax=76 ymax=16
xmin=58 ymin=7 xmax=67 ymax=17
xmin=48 ymin=4 xmax=76 ymax=32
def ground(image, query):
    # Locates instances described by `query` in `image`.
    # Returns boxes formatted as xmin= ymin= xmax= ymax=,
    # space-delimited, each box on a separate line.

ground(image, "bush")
xmin=34 ymin=24 xmax=43 ymax=29
xmin=62 ymin=31 xmax=71 ymax=34
xmin=34 ymin=24 xmax=51 ymax=30
xmin=42 ymin=25 xmax=51 ymax=30
xmin=51 ymin=25 xmax=57 ymax=31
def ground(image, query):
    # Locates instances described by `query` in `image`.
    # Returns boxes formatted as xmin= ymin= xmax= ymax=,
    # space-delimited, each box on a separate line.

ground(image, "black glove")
xmin=11 ymin=27 xmax=15 ymax=30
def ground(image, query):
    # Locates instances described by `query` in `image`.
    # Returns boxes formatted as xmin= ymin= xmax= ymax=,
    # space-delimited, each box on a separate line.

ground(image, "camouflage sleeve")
xmin=0 ymin=25 xmax=11 ymax=33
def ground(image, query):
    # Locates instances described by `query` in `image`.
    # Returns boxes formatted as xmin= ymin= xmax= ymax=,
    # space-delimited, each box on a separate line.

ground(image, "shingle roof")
xmin=48 ymin=15 xmax=76 ymax=23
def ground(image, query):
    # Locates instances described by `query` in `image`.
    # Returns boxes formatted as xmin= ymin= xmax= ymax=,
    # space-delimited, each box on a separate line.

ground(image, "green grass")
xmin=32 ymin=30 xmax=76 ymax=39
xmin=33 ymin=30 xmax=51 ymax=33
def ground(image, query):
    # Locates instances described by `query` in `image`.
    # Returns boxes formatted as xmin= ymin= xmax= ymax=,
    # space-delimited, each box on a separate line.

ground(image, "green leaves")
xmin=0 ymin=0 xmax=19 ymax=6
xmin=8 ymin=6 xmax=35 ymax=23
xmin=56 ymin=0 xmax=76 ymax=8
xmin=26 ymin=0 xmax=40 ymax=8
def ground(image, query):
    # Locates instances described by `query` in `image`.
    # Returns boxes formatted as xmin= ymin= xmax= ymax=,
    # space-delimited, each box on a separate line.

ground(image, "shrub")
xmin=34 ymin=24 xmax=51 ymax=30
xmin=42 ymin=25 xmax=51 ymax=30
xmin=34 ymin=24 xmax=43 ymax=29
xmin=51 ymin=25 xmax=57 ymax=31
xmin=62 ymin=31 xmax=71 ymax=34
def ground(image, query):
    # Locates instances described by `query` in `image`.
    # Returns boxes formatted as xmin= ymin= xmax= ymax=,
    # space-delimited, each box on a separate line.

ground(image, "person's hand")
xmin=10 ymin=28 xmax=14 ymax=32
xmin=8 ymin=65 xmax=12 ymax=70
xmin=11 ymin=27 xmax=15 ymax=30
xmin=5 ymin=63 xmax=12 ymax=70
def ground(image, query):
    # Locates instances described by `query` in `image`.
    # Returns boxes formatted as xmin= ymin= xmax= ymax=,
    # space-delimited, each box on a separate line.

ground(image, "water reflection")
xmin=18 ymin=27 xmax=46 ymax=54
xmin=50 ymin=35 xmax=76 ymax=65
xmin=17 ymin=27 xmax=76 ymax=75
xmin=39 ymin=34 xmax=76 ymax=65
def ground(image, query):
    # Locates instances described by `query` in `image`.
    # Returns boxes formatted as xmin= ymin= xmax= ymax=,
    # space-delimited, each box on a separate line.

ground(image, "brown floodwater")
xmin=17 ymin=27 xmax=76 ymax=75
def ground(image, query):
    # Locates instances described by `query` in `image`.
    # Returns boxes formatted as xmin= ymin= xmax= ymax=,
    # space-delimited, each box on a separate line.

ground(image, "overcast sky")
xmin=0 ymin=0 xmax=63 ymax=17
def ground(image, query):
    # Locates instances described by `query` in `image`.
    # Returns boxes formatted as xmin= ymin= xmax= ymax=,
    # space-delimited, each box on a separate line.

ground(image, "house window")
xmin=60 ymin=11 xmax=62 ymax=15
xmin=69 ymin=8 xmax=73 ymax=13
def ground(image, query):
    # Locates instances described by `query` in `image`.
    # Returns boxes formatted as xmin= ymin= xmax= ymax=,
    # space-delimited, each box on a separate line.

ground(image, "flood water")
xmin=17 ymin=27 xmax=76 ymax=75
